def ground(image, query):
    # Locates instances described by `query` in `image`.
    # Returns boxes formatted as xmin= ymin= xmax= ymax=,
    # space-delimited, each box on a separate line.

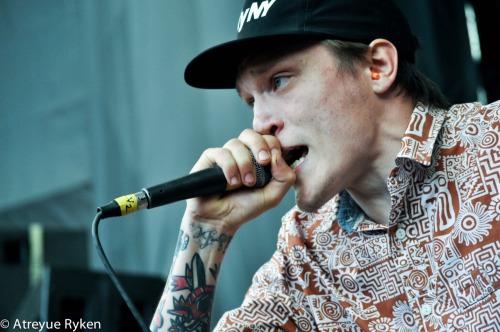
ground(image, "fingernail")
xmin=258 ymin=150 xmax=270 ymax=161
xmin=230 ymin=176 xmax=239 ymax=186
xmin=245 ymin=173 xmax=255 ymax=184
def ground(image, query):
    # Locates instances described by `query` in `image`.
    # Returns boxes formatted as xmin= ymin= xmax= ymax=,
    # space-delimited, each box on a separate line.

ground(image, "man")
xmin=152 ymin=0 xmax=500 ymax=331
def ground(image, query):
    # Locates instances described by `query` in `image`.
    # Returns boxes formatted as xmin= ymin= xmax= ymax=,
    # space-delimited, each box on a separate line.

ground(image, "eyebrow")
xmin=235 ymin=64 xmax=268 ymax=97
xmin=235 ymin=54 xmax=287 ymax=97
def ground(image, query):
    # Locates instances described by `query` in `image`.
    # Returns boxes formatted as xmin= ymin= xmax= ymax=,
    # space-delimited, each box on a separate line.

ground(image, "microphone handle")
xmin=97 ymin=155 xmax=271 ymax=219
xmin=146 ymin=154 xmax=272 ymax=207
xmin=145 ymin=167 xmax=228 ymax=208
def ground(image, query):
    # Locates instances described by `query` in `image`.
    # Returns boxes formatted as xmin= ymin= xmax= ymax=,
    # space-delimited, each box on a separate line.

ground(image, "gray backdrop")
xmin=0 ymin=0 xmax=294 ymax=326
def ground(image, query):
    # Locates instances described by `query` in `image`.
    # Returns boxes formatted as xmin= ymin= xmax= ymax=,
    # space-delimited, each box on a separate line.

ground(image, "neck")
xmin=347 ymin=99 xmax=415 ymax=225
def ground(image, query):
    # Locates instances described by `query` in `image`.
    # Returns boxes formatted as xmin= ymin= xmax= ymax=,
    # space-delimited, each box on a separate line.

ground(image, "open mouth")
xmin=283 ymin=146 xmax=308 ymax=170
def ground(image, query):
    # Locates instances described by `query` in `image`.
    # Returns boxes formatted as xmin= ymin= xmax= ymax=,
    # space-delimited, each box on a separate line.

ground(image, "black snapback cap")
xmin=184 ymin=0 xmax=418 ymax=89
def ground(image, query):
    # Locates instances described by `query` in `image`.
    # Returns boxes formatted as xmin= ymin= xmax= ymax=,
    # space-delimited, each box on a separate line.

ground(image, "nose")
xmin=252 ymin=99 xmax=282 ymax=136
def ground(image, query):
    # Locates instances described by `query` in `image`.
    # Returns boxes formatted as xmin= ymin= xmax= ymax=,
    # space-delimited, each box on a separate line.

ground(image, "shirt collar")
xmin=396 ymin=102 xmax=446 ymax=166
xmin=338 ymin=191 xmax=390 ymax=233
xmin=337 ymin=191 xmax=363 ymax=233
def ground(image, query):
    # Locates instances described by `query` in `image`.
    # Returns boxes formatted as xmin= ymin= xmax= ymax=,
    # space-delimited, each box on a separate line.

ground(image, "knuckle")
xmin=223 ymin=138 xmax=243 ymax=149
xmin=203 ymin=147 xmax=218 ymax=155
xmin=239 ymin=128 xmax=255 ymax=138
xmin=264 ymin=135 xmax=280 ymax=147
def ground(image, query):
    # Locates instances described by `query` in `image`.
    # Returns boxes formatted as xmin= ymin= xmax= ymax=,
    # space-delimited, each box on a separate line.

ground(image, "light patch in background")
xmin=464 ymin=2 xmax=487 ymax=104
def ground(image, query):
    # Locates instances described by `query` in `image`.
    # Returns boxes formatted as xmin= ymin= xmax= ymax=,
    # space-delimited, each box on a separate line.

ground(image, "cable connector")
xmin=97 ymin=191 xmax=149 ymax=219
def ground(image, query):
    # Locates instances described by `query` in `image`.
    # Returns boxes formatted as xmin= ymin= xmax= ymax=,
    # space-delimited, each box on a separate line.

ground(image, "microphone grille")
xmin=250 ymin=151 xmax=272 ymax=188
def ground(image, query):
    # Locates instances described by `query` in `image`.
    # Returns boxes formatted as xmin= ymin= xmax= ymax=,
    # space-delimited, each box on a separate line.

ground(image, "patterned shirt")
xmin=215 ymin=101 xmax=500 ymax=331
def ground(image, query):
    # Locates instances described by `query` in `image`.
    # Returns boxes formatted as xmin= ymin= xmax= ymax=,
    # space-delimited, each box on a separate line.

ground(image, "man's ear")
xmin=367 ymin=38 xmax=398 ymax=94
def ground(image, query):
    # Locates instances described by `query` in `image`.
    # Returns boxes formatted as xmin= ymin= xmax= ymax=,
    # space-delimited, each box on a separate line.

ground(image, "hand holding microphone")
xmin=97 ymin=149 xmax=272 ymax=219
xmin=98 ymin=133 xmax=296 ymax=225
xmin=92 ymin=134 xmax=296 ymax=332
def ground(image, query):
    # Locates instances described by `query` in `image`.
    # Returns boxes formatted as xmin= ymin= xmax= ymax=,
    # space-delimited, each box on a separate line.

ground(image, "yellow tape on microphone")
xmin=115 ymin=194 xmax=139 ymax=216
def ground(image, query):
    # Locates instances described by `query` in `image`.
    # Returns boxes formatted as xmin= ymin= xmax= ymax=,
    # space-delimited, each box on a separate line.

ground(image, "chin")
xmin=294 ymin=183 xmax=339 ymax=213
xmin=295 ymin=192 xmax=324 ymax=213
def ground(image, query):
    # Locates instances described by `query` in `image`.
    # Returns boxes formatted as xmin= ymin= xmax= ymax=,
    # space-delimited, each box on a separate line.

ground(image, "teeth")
xmin=290 ymin=156 xmax=305 ymax=170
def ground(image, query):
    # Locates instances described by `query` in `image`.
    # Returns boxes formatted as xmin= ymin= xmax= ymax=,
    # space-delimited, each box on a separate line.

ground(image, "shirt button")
xmin=421 ymin=304 xmax=432 ymax=316
xmin=395 ymin=228 xmax=406 ymax=240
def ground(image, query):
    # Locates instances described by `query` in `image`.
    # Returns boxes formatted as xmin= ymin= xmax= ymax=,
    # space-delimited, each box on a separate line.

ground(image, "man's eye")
xmin=273 ymin=76 xmax=290 ymax=89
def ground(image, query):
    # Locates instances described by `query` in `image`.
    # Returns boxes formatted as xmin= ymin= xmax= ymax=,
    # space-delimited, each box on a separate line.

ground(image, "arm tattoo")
xmin=152 ymin=253 xmax=219 ymax=332
xmin=190 ymin=223 xmax=232 ymax=253
xmin=174 ymin=230 xmax=190 ymax=258
xmin=152 ymin=224 xmax=229 ymax=331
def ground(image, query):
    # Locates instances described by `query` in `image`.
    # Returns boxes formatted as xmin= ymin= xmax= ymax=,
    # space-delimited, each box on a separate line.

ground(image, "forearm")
xmin=151 ymin=219 xmax=233 ymax=332
xmin=151 ymin=140 xmax=293 ymax=331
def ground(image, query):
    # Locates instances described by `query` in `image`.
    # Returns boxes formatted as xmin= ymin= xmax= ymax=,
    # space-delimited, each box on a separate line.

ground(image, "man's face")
xmin=236 ymin=42 xmax=378 ymax=212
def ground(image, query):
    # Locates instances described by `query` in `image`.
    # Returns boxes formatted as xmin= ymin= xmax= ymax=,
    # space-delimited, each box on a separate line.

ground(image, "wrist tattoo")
xmin=190 ymin=223 xmax=232 ymax=253
xmin=174 ymin=230 xmax=190 ymax=258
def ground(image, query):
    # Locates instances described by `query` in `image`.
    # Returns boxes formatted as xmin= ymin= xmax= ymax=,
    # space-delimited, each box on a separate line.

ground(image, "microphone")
xmin=97 ymin=152 xmax=272 ymax=219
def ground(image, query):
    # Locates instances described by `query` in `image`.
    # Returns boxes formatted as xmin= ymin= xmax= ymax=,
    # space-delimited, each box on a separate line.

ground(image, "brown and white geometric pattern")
xmin=214 ymin=101 xmax=500 ymax=331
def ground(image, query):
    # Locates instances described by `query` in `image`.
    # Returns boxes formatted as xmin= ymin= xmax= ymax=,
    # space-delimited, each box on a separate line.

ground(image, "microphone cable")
xmin=91 ymin=211 xmax=150 ymax=332
xmin=92 ymin=151 xmax=271 ymax=331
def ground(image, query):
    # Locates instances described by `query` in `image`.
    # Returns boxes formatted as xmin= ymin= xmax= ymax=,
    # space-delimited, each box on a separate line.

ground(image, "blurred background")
xmin=0 ymin=0 xmax=498 ymax=331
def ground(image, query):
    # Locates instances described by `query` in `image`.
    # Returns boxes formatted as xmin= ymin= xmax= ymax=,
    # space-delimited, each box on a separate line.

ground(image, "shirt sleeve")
xmin=213 ymin=220 xmax=319 ymax=332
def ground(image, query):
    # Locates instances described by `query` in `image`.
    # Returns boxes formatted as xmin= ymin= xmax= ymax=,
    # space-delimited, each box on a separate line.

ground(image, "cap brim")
xmin=184 ymin=34 xmax=328 ymax=89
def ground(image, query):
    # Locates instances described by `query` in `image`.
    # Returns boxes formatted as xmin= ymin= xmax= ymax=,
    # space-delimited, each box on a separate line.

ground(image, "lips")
xmin=282 ymin=146 xmax=308 ymax=170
